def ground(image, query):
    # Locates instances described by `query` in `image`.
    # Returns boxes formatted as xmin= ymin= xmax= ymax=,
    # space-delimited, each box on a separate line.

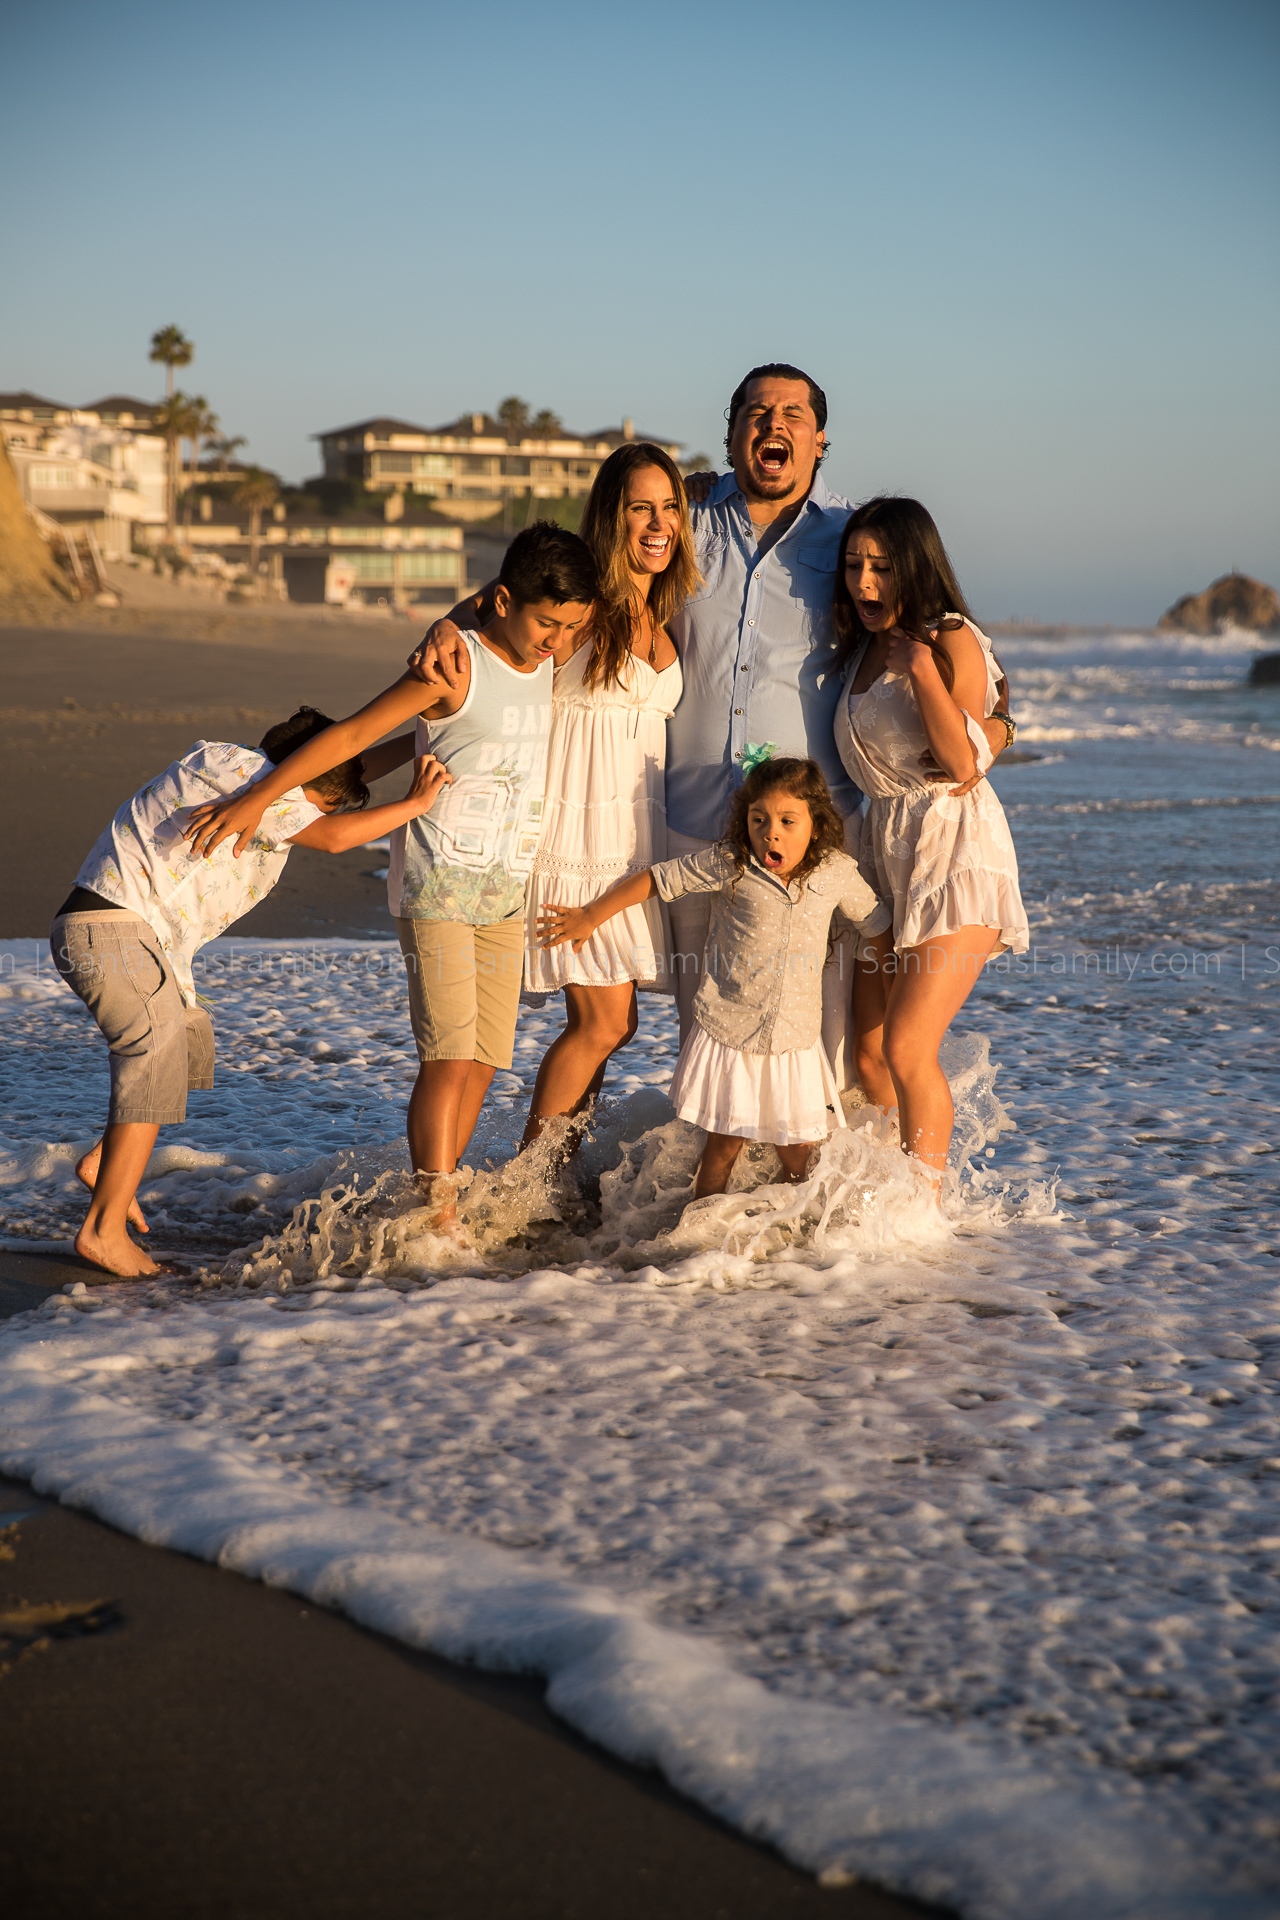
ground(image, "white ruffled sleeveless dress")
xmin=525 ymin=640 xmax=682 ymax=993
xmin=834 ymin=620 xmax=1029 ymax=955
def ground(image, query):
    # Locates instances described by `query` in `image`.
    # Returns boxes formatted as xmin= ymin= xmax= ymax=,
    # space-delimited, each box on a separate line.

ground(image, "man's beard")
xmin=739 ymin=458 xmax=816 ymax=503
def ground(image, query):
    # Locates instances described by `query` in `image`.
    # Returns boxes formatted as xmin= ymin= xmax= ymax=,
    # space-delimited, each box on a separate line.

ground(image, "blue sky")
xmin=2 ymin=0 xmax=1276 ymax=622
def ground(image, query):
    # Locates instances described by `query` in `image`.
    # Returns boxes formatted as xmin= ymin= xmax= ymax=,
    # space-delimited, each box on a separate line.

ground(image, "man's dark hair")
xmin=498 ymin=519 xmax=598 ymax=609
xmin=259 ymin=706 xmax=369 ymax=810
xmin=724 ymin=363 xmax=829 ymax=461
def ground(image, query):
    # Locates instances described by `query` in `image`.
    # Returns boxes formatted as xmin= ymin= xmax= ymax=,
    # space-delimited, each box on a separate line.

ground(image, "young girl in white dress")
xmin=832 ymin=495 xmax=1029 ymax=1176
xmin=538 ymin=755 xmax=890 ymax=1196
xmin=521 ymin=444 xmax=699 ymax=1147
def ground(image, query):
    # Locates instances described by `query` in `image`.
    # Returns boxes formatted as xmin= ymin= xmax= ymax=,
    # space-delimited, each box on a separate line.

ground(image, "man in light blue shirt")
xmin=664 ymin=363 xmax=867 ymax=1064
xmin=667 ymin=364 xmax=858 ymax=842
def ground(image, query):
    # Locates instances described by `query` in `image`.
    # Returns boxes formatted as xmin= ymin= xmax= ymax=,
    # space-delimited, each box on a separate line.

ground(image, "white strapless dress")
xmin=833 ymin=619 xmax=1029 ymax=955
xmin=525 ymin=641 xmax=682 ymax=992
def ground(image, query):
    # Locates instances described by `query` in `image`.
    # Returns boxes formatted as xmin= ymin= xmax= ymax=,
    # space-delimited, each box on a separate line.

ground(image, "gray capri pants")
xmin=50 ymin=911 xmax=215 ymax=1125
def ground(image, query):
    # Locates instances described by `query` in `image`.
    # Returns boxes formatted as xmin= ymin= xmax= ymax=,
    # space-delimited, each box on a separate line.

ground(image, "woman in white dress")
xmin=832 ymin=496 xmax=1029 ymax=1176
xmin=521 ymin=444 xmax=699 ymax=1146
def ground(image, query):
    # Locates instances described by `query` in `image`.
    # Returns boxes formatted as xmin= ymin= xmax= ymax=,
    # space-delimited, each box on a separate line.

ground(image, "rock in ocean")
xmin=1159 ymin=571 xmax=1280 ymax=636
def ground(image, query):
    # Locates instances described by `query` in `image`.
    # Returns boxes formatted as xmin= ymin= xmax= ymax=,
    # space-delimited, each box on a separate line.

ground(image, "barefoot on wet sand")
xmin=77 ymin=1143 xmax=149 ymax=1234
xmin=74 ymin=1221 xmax=160 ymax=1281
xmin=412 ymin=1172 xmax=477 ymax=1249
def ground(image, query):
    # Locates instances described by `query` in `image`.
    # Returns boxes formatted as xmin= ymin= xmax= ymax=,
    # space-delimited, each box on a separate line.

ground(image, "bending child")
xmin=539 ymin=756 xmax=891 ymax=1196
xmin=53 ymin=708 xmax=449 ymax=1279
xmin=182 ymin=522 xmax=598 ymax=1238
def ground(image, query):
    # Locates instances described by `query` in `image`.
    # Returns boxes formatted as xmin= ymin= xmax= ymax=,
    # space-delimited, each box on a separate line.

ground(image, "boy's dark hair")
xmin=259 ymin=707 xmax=369 ymax=810
xmin=498 ymin=519 xmax=598 ymax=609
xmin=722 ymin=755 xmax=845 ymax=890
xmin=832 ymin=495 xmax=974 ymax=684
xmin=724 ymin=363 xmax=829 ymax=462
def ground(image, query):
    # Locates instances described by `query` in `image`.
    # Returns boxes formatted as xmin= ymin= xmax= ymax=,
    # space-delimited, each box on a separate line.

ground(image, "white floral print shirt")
xmin=75 ymin=741 xmax=322 ymax=1004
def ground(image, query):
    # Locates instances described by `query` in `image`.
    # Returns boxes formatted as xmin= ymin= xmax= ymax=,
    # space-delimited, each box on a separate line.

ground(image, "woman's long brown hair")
xmin=578 ymin=444 xmax=701 ymax=691
xmin=832 ymin=495 xmax=974 ymax=690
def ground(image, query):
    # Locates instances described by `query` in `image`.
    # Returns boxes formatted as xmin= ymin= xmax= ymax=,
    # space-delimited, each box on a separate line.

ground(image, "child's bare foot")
xmin=74 ymin=1221 xmax=160 ymax=1280
xmin=77 ymin=1144 xmax=149 ymax=1234
xmin=413 ymin=1172 xmax=476 ymax=1248
xmin=776 ymin=1143 xmax=817 ymax=1185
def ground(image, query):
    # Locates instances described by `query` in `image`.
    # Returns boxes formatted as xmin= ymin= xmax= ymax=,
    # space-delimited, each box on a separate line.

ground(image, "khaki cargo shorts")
xmin=395 ymin=916 xmax=526 ymax=1068
xmin=50 ymin=911 xmax=215 ymax=1124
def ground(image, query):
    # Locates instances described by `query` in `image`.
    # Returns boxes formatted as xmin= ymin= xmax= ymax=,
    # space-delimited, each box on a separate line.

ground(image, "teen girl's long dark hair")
xmin=722 ymin=756 xmax=845 ymax=890
xmin=832 ymin=495 xmax=974 ymax=689
xmin=578 ymin=443 xmax=700 ymax=692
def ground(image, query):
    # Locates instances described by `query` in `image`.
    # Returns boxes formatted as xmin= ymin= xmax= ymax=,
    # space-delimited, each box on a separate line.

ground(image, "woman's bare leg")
xmin=694 ymin=1132 xmax=745 ymax=1197
xmin=77 ymin=1136 xmax=149 ymax=1233
xmin=522 ymin=982 xmax=638 ymax=1149
xmin=852 ymin=928 xmax=897 ymax=1111
xmin=882 ymin=927 xmax=1001 ymax=1174
xmin=75 ymin=1122 xmax=161 ymax=1278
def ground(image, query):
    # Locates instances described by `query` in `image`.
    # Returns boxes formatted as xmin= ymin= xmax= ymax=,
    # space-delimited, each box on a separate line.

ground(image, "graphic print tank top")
xmin=387 ymin=631 xmax=553 ymax=924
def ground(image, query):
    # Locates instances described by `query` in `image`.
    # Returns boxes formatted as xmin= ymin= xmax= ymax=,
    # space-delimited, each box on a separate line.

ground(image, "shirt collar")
xmin=710 ymin=465 xmax=833 ymax=520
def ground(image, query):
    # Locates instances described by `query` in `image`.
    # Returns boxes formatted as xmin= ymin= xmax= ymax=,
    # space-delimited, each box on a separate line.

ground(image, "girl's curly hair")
xmin=722 ymin=756 xmax=846 ymax=889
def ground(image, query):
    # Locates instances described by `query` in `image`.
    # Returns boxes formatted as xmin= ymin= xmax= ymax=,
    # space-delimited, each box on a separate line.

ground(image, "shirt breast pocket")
xmin=689 ymin=532 xmax=730 ymax=603
xmin=792 ymin=538 xmax=839 ymax=608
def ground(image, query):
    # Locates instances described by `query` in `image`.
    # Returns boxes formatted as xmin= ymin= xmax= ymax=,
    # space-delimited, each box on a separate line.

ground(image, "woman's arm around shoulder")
xmin=830 ymin=851 xmax=892 ymax=937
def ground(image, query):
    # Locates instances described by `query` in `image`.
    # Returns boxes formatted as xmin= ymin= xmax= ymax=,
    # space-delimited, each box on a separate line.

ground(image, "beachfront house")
xmin=0 ymin=391 xmax=167 ymax=559
xmin=314 ymin=413 xmax=682 ymax=521
xmin=141 ymin=491 xmax=467 ymax=611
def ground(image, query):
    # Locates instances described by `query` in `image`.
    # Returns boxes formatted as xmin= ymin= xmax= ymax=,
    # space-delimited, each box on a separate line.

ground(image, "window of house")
xmin=399 ymin=551 xmax=460 ymax=581
xmin=29 ymin=466 xmax=79 ymax=488
xmin=416 ymin=455 xmax=453 ymax=476
xmin=374 ymin=453 xmax=414 ymax=474
xmin=343 ymin=552 xmax=396 ymax=581
xmin=461 ymin=456 xmax=496 ymax=475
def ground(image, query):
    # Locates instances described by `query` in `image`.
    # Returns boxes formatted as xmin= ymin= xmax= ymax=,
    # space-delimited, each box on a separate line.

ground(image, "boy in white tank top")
xmin=182 ymin=524 xmax=598 ymax=1238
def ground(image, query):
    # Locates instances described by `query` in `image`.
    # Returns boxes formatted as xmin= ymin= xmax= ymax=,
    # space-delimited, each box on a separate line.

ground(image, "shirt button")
xmin=734 ymin=707 xmax=743 ymax=715
xmin=748 ymin=619 xmax=755 ymax=626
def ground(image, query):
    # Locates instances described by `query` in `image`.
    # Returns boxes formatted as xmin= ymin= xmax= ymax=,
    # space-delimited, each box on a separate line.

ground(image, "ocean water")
xmin=1 ymin=628 xmax=1278 ymax=1919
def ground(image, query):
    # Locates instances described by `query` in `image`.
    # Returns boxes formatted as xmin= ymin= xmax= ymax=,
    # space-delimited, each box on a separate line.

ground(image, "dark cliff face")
xmin=1158 ymin=572 xmax=1280 ymax=635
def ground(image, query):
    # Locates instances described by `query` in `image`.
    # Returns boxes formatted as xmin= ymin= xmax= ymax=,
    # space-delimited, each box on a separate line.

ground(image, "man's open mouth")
xmin=755 ymin=438 xmax=790 ymax=475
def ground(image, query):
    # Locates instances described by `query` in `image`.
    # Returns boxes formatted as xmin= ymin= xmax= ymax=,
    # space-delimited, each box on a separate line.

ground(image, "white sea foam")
xmin=1 ymin=627 xmax=1278 ymax=1914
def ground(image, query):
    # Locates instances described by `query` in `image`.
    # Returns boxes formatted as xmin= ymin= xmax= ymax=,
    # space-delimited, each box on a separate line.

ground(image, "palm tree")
xmin=149 ymin=325 xmax=194 ymax=401
xmin=153 ymin=390 xmax=200 ymax=542
xmin=233 ymin=467 xmax=279 ymax=586
xmin=206 ymin=433 xmax=247 ymax=475
xmin=180 ymin=399 xmax=219 ymax=539
xmin=497 ymin=395 xmax=529 ymax=439
xmin=530 ymin=408 xmax=562 ymax=438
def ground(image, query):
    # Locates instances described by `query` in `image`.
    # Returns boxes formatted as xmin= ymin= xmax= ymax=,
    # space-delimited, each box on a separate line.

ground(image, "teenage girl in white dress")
xmin=521 ymin=444 xmax=700 ymax=1146
xmin=832 ymin=495 xmax=1029 ymax=1177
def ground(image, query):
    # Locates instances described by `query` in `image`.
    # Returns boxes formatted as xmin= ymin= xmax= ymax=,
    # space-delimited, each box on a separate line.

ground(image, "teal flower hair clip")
xmin=740 ymin=741 xmax=776 ymax=775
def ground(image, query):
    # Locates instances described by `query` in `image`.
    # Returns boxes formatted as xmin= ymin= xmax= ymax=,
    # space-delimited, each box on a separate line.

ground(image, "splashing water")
xmin=218 ymin=1033 xmax=1041 ymax=1295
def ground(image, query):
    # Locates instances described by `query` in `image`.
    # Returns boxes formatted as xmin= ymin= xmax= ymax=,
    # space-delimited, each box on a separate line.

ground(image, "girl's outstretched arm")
xmin=538 ymin=872 xmax=658 ymax=953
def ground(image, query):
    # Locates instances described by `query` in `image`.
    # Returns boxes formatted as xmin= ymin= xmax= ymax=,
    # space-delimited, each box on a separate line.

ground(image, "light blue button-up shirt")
xmin=666 ymin=469 xmax=862 ymax=839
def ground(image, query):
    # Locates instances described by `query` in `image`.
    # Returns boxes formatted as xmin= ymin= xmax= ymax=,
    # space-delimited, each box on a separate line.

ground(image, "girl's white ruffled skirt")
xmin=668 ymin=1024 xmax=849 ymax=1146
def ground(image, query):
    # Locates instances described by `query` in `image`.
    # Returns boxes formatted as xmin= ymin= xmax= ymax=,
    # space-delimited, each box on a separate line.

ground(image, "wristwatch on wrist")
xmin=991 ymin=710 xmax=1017 ymax=750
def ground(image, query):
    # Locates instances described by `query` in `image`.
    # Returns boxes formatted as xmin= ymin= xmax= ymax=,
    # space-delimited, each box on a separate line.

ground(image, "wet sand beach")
xmin=0 ymin=606 xmax=934 ymax=1920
